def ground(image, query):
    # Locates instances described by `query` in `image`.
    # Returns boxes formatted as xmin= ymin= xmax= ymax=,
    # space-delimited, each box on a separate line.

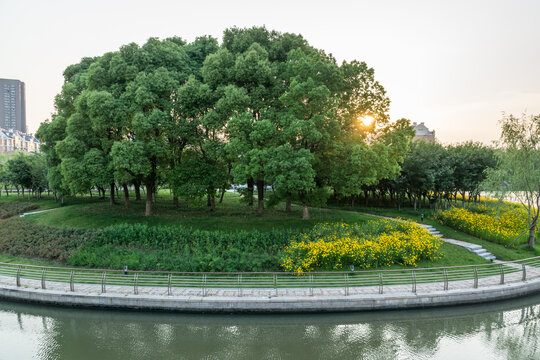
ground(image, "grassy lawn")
xmin=0 ymin=192 xmax=505 ymax=271
xmin=24 ymin=192 xmax=375 ymax=232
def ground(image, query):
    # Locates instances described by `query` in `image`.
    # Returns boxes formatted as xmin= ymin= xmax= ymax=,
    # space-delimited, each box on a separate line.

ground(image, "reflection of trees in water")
xmin=3 ymin=301 xmax=540 ymax=360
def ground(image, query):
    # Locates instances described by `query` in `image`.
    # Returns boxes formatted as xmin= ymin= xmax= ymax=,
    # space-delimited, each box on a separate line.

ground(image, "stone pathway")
xmin=418 ymin=224 xmax=497 ymax=261
xmin=19 ymin=208 xmax=59 ymax=218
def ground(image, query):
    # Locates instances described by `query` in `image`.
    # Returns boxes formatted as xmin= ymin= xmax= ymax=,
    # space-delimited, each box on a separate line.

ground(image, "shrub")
xmin=433 ymin=206 xmax=533 ymax=246
xmin=0 ymin=202 xmax=39 ymax=219
xmin=280 ymin=221 xmax=442 ymax=272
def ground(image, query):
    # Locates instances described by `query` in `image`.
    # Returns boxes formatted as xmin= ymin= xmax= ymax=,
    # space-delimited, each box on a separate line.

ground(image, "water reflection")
xmin=0 ymin=295 xmax=540 ymax=360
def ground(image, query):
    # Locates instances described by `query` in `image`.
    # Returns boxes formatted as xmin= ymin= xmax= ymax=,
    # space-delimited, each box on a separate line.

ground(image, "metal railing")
xmin=1 ymin=257 xmax=539 ymax=297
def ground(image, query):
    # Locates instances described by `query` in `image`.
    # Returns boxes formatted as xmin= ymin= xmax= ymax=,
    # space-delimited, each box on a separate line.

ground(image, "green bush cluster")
xmin=69 ymin=224 xmax=293 ymax=272
xmin=0 ymin=219 xmax=294 ymax=272
xmin=0 ymin=217 xmax=92 ymax=262
xmin=0 ymin=202 xmax=38 ymax=219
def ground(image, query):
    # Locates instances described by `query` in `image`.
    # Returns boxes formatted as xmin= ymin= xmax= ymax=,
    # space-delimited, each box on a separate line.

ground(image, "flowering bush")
xmin=280 ymin=221 xmax=442 ymax=272
xmin=433 ymin=206 xmax=533 ymax=246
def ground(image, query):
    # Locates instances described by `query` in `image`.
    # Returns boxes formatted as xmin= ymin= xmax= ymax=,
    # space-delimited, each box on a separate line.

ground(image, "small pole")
xmin=522 ymin=264 xmax=527 ymax=281
xmin=101 ymin=272 xmax=106 ymax=293
xmin=41 ymin=269 xmax=46 ymax=289
xmin=274 ymin=274 xmax=278 ymax=297
xmin=499 ymin=264 xmax=504 ymax=284
xmin=134 ymin=273 xmax=138 ymax=295
xmin=345 ymin=273 xmax=349 ymax=296
xmin=238 ymin=274 xmax=242 ymax=297
xmin=443 ymin=269 xmax=448 ymax=291
xmin=168 ymin=274 xmax=172 ymax=296
xmin=379 ymin=272 xmax=383 ymax=294
xmin=124 ymin=265 xmax=128 ymax=275
xmin=201 ymin=274 xmax=206 ymax=297
xmin=16 ymin=266 xmax=21 ymax=287
xmin=70 ymin=271 xmax=74 ymax=292
xmin=473 ymin=267 xmax=478 ymax=289
xmin=310 ymin=274 xmax=314 ymax=296
xmin=412 ymin=271 xmax=416 ymax=293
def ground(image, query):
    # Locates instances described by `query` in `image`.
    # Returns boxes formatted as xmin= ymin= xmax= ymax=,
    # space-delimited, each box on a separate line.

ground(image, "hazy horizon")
xmin=1 ymin=0 xmax=539 ymax=144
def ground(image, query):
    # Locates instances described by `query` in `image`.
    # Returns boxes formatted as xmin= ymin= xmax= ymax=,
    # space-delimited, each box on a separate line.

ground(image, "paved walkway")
xmin=1 ymin=264 xmax=537 ymax=298
xmin=19 ymin=208 xmax=58 ymax=218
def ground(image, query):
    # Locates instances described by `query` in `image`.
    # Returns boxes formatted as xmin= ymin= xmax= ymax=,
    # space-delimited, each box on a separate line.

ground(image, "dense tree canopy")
xmin=36 ymin=26 xmax=415 ymax=217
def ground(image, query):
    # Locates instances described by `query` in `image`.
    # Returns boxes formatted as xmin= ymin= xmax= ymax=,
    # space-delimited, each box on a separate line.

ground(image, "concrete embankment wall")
xmin=1 ymin=279 xmax=540 ymax=313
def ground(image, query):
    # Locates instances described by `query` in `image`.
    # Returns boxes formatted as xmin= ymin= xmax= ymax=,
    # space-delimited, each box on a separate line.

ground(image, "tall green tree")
xmin=484 ymin=113 xmax=540 ymax=247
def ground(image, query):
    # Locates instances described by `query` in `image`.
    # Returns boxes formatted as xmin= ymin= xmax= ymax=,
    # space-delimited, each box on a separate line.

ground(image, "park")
xmin=0 ymin=16 xmax=539 ymax=359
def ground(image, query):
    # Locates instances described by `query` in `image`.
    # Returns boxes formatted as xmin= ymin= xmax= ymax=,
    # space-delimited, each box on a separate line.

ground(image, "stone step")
xmin=473 ymin=249 xmax=489 ymax=256
xmin=464 ymin=244 xmax=483 ymax=250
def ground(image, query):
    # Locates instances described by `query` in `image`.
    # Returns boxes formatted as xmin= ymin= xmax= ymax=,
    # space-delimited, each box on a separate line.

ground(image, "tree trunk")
xmin=123 ymin=183 xmax=130 ymax=209
xmin=54 ymin=191 xmax=57 ymax=202
xmin=414 ymin=197 xmax=417 ymax=211
xmin=89 ymin=190 xmax=93 ymax=198
xmin=135 ymin=183 xmax=141 ymax=201
xmin=173 ymin=195 xmax=179 ymax=208
xmin=247 ymin=178 xmax=254 ymax=206
xmin=219 ymin=188 xmax=225 ymax=204
xmin=4 ymin=185 xmax=8 ymax=197
xmin=209 ymin=193 xmax=216 ymax=212
xmin=529 ymin=226 xmax=536 ymax=248
xmin=145 ymin=182 xmax=153 ymax=216
xmin=302 ymin=204 xmax=310 ymax=220
xmin=256 ymin=179 xmax=264 ymax=214
xmin=285 ymin=200 xmax=292 ymax=213
xmin=110 ymin=183 xmax=116 ymax=206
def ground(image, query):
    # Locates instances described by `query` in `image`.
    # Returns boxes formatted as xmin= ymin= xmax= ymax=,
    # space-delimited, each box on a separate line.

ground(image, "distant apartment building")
xmin=412 ymin=122 xmax=436 ymax=142
xmin=0 ymin=78 xmax=27 ymax=133
xmin=0 ymin=128 xmax=40 ymax=154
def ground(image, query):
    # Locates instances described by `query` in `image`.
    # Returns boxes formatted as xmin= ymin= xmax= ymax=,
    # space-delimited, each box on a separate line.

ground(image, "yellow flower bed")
xmin=434 ymin=206 xmax=530 ymax=245
xmin=280 ymin=221 xmax=441 ymax=272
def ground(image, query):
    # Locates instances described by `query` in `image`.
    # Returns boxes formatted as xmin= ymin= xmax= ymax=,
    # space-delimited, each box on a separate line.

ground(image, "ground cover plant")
xmin=0 ymin=202 xmax=38 ymax=219
xmin=280 ymin=220 xmax=442 ymax=272
xmin=433 ymin=201 xmax=538 ymax=246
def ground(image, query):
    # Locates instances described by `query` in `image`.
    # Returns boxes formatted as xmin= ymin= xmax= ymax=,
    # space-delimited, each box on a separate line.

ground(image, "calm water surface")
xmin=1 ymin=295 xmax=540 ymax=360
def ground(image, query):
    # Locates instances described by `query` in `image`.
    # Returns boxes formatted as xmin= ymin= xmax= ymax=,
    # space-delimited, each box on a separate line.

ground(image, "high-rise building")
xmin=0 ymin=78 xmax=26 ymax=133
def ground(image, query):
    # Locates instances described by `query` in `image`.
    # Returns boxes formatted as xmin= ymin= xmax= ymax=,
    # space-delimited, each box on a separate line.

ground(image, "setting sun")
xmin=358 ymin=115 xmax=376 ymax=126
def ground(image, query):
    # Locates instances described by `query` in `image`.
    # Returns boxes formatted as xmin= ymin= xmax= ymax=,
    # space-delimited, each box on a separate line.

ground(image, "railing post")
xmin=70 ymin=271 xmax=74 ymax=292
xmin=237 ymin=274 xmax=242 ymax=297
xmin=134 ymin=273 xmax=138 ymax=295
xmin=16 ymin=265 xmax=21 ymax=287
xmin=201 ymin=274 xmax=206 ymax=297
xmin=309 ymin=274 xmax=314 ymax=296
xmin=443 ymin=269 xmax=448 ymax=291
xmin=41 ymin=269 xmax=46 ymax=289
xmin=412 ymin=270 xmax=416 ymax=293
xmin=274 ymin=274 xmax=278 ymax=297
xmin=167 ymin=274 xmax=172 ymax=296
xmin=499 ymin=264 xmax=505 ymax=284
xmin=345 ymin=273 xmax=349 ymax=296
xmin=101 ymin=272 xmax=106 ymax=293
xmin=378 ymin=272 xmax=383 ymax=294
xmin=522 ymin=264 xmax=527 ymax=281
xmin=473 ymin=266 xmax=478 ymax=289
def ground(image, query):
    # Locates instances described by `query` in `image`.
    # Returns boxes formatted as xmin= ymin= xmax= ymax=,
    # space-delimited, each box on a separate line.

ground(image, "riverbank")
xmin=1 ymin=257 xmax=539 ymax=313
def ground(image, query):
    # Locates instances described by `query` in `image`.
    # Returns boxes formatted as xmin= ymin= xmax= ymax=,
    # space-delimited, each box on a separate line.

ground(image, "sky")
xmin=1 ymin=0 xmax=539 ymax=144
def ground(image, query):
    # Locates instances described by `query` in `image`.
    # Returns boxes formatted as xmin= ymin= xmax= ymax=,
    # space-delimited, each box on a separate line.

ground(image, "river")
xmin=0 ymin=295 xmax=539 ymax=360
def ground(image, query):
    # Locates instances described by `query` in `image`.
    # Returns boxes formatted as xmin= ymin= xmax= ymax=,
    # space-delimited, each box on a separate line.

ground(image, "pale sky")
xmin=1 ymin=0 xmax=539 ymax=144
